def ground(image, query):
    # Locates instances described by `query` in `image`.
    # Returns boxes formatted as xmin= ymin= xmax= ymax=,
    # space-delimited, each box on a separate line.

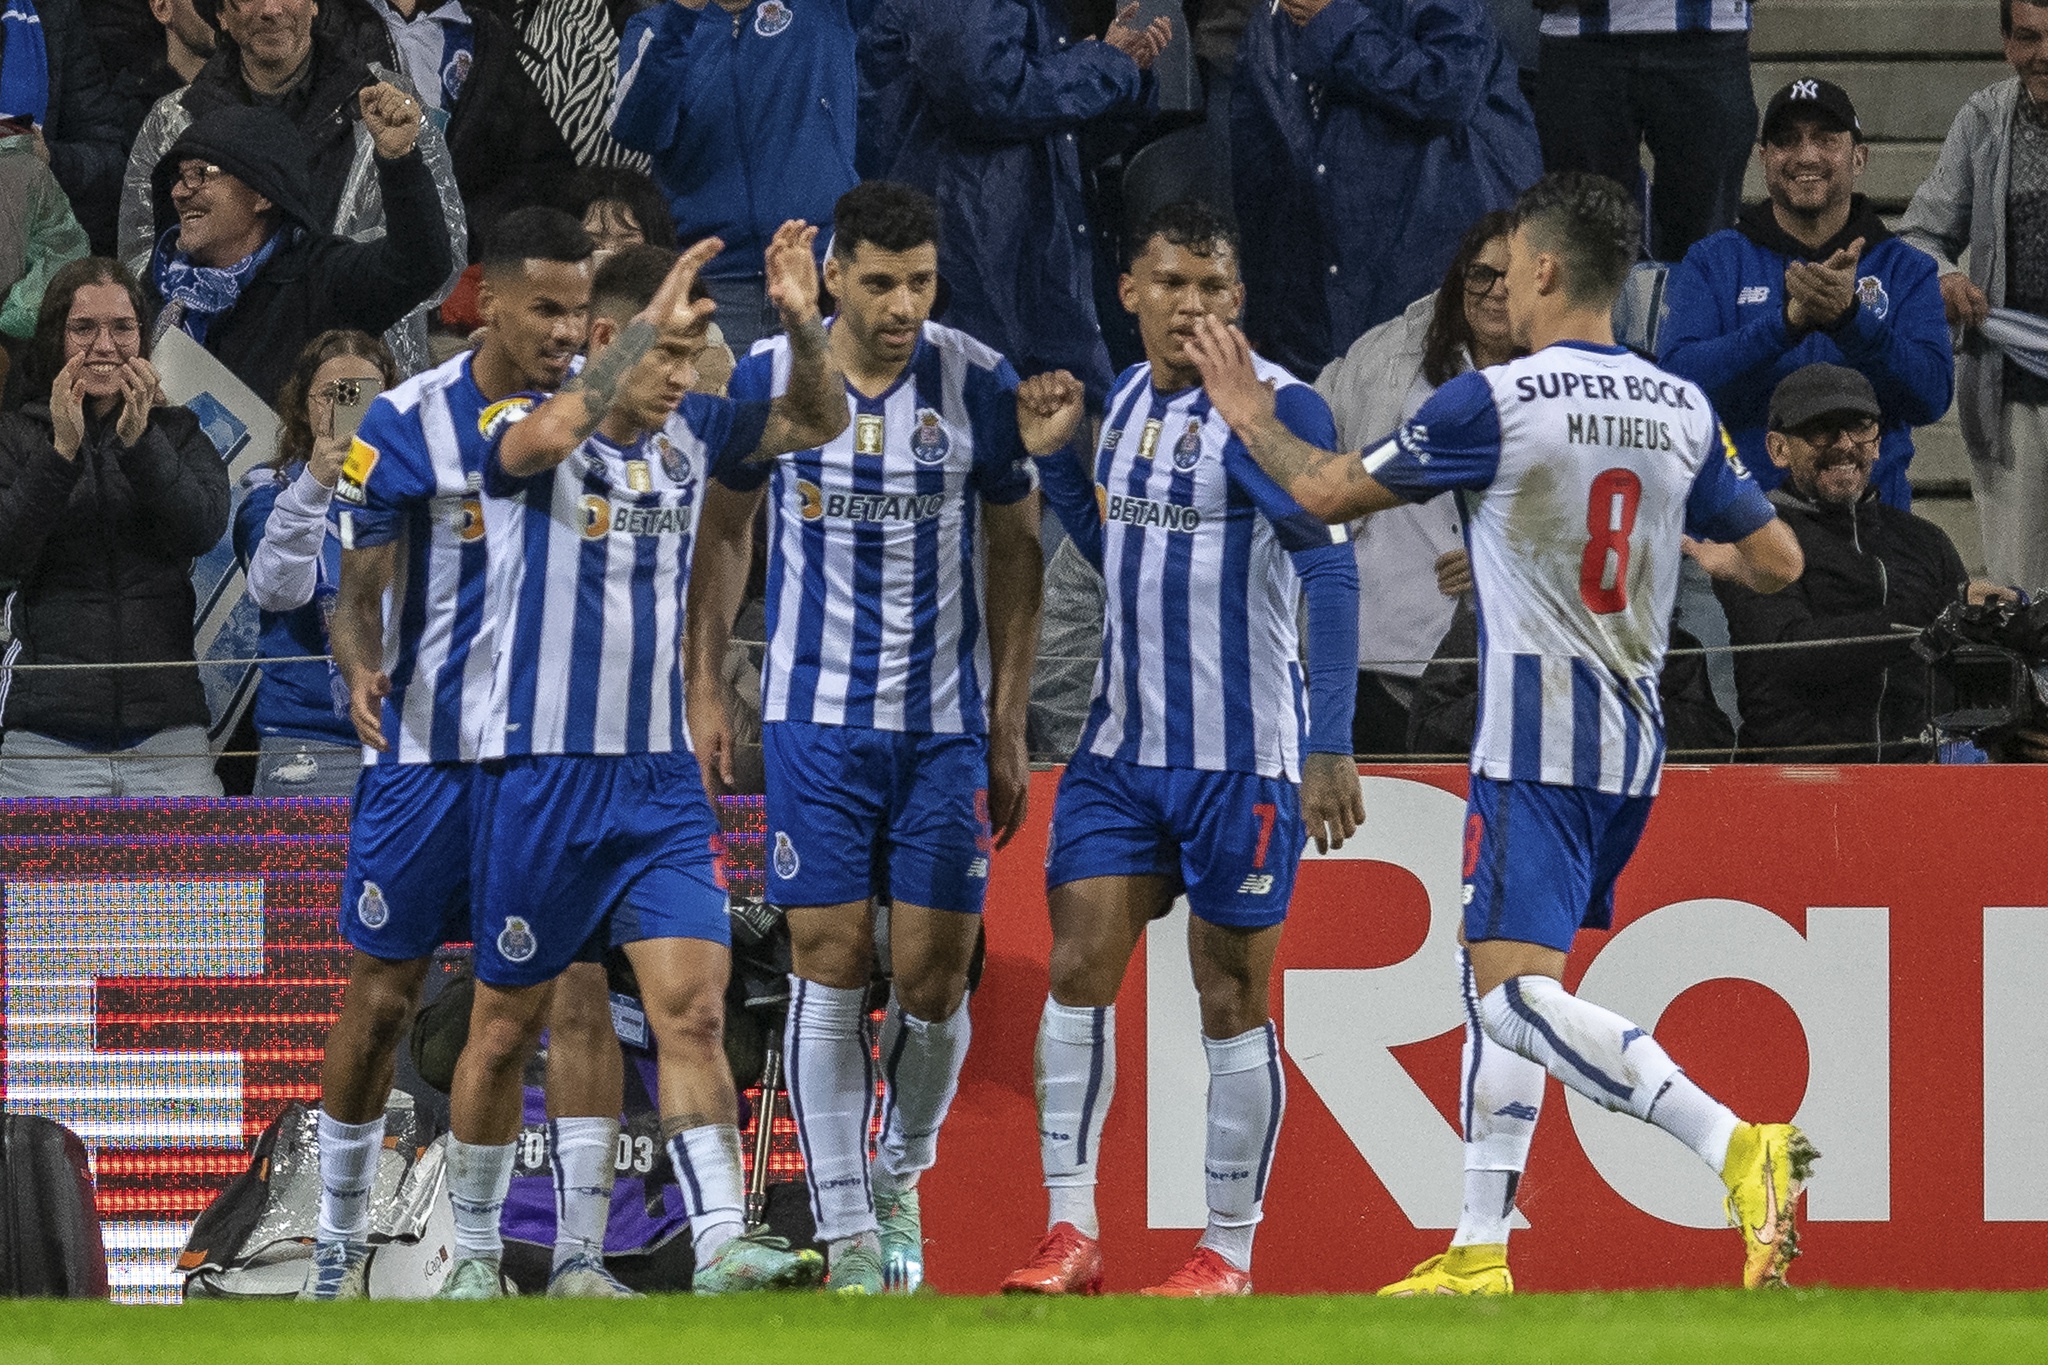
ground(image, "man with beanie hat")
xmin=141 ymin=95 xmax=452 ymax=406
xmin=1659 ymin=78 xmax=1953 ymax=511
xmin=1706 ymin=362 xmax=2006 ymax=761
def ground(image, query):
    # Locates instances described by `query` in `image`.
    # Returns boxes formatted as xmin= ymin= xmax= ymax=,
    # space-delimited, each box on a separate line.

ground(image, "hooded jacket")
xmin=1658 ymin=196 xmax=1954 ymax=510
xmin=143 ymin=105 xmax=453 ymax=407
xmin=0 ymin=399 xmax=228 ymax=748
xmin=1232 ymin=0 xmax=1540 ymax=379
xmin=115 ymin=0 xmax=466 ymax=377
xmin=1713 ymin=483 xmax=1967 ymax=762
xmin=610 ymin=0 xmax=864 ymax=279
xmin=857 ymin=0 xmax=1151 ymax=408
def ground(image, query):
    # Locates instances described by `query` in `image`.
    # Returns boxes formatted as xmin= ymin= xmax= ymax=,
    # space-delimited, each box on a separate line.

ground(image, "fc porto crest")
xmin=497 ymin=916 xmax=538 ymax=964
xmin=910 ymin=408 xmax=951 ymax=465
xmin=478 ymin=396 xmax=535 ymax=441
xmin=772 ymin=830 xmax=800 ymax=880
xmin=442 ymin=49 xmax=472 ymax=103
xmin=754 ymin=0 xmax=792 ymax=36
xmin=1171 ymin=417 xmax=1204 ymax=471
xmin=657 ymin=432 xmax=692 ymax=485
xmin=1855 ymin=274 xmax=1890 ymax=319
xmin=356 ymin=881 xmax=390 ymax=930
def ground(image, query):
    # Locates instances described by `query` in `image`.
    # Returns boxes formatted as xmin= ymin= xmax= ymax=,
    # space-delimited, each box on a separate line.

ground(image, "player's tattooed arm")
xmin=1186 ymin=316 xmax=1403 ymax=524
xmin=684 ymin=481 xmax=765 ymax=796
xmin=498 ymin=240 xmax=723 ymax=476
xmin=333 ymin=542 xmax=397 ymax=753
xmin=753 ymin=220 xmax=850 ymax=459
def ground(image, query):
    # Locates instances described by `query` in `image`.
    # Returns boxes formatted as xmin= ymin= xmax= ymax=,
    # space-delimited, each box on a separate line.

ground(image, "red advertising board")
xmin=3 ymin=768 xmax=2045 ymax=1299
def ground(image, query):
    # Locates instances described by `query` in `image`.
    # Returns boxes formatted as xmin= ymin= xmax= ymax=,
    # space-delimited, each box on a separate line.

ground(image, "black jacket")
xmin=0 ymin=402 xmax=228 ymax=747
xmin=26 ymin=0 xmax=127 ymax=254
xmin=440 ymin=4 xmax=577 ymax=260
xmin=146 ymin=112 xmax=453 ymax=406
xmin=1410 ymin=600 xmax=1736 ymax=761
xmin=1714 ymin=485 xmax=1967 ymax=762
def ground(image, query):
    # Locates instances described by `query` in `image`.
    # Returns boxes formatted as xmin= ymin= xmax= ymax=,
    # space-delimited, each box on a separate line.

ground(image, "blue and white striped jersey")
xmin=333 ymin=352 xmax=506 ymax=766
xmin=1539 ymin=0 xmax=1749 ymax=37
xmin=1067 ymin=358 xmax=1352 ymax=783
xmin=1366 ymin=342 xmax=1773 ymax=796
xmin=479 ymin=394 xmax=768 ymax=759
xmin=720 ymin=321 xmax=1036 ymax=735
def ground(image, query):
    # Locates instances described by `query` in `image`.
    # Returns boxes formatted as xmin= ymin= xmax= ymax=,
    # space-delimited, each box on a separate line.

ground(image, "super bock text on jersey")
xmin=721 ymin=321 xmax=1036 ymax=736
xmin=1366 ymin=341 xmax=1772 ymax=797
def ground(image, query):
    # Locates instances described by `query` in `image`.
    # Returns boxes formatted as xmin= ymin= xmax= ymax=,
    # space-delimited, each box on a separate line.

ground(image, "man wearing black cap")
xmin=1702 ymin=362 xmax=2004 ymax=762
xmin=142 ymin=93 xmax=452 ymax=406
xmin=1658 ymin=77 xmax=1953 ymax=512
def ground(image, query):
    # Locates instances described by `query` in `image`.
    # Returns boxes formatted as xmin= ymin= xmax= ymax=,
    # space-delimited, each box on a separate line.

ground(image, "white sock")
xmin=1194 ymin=1022 xmax=1285 ymax=1274
xmin=445 ymin=1136 xmax=517 ymax=1261
xmin=315 ymin=1109 xmax=384 ymax=1246
xmin=784 ymin=976 xmax=878 ymax=1242
xmin=1478 ymin=975 xmax=1739 ymax=1170
xmin=1035 ymin=998 xmax=1115 ymax=1239
xmin=665 ymin=1124 xmax=747 ymax=1269
xmin=548 ymin=1116 xmax=618 ymax=1271
xmin=1452 ymin=949 xmax=1543 ymax=1248
xmin=871 ymin=990 xmax=972 ymax=1197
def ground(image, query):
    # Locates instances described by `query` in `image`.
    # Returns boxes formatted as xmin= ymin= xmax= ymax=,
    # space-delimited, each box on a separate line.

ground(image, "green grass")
xmin=6 ymin=1291 xmax=2048 ymax=1365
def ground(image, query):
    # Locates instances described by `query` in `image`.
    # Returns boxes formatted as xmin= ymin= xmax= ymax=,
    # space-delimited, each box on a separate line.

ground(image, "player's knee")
xmin=648 ymin=992 xmax=724 ymax=1057
xmin=790 ymin=928 xmax=873 ymax=991
xmin=895 ymin=973 xmax=966 ymax=1023
xmin=1046 ymin=942 xmax=1118 ymax=1008
xmin=342 ymin=964 xmax=426 ymax=1049
xmin=464 ymin=1008 xmax=545 ymax=1075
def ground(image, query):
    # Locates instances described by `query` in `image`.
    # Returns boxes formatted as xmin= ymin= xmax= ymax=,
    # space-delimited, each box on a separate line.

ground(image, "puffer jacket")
xmin=0 ymin=401 xmax=228 ymax=747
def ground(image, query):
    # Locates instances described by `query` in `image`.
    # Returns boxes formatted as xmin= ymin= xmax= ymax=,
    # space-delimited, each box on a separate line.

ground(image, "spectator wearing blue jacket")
xmin=1230 ymin=0 xmax=1541 ymax=381
xmin=610 ymin=0 xmax=866 ymax=352
xmin=857 ymin=0 xmax=1171 ymax=409
xmin=232 ymin=330 xmax=395 ymax=797
xmin=1660 ymin=79 xmax=1952 ymax=510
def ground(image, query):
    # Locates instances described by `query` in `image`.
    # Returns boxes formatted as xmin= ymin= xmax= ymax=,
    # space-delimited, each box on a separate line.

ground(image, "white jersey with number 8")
xmin=1363 ymin=341 xmax=1773 ymax=796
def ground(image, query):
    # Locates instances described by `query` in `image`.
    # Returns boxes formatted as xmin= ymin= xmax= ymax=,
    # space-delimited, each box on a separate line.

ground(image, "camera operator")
xmin=1693 ymin=363 xmax=2012 ymax=761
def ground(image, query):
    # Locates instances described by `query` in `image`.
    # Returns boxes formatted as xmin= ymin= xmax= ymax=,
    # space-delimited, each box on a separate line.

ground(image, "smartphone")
xmin=328 ymin=379 xmax=379 ymax=442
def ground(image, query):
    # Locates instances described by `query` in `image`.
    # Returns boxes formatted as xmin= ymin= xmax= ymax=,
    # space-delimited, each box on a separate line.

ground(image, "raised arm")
xmin=1015 ymin=369 xmax=1102 ymax=565
xmin=750 ymin=222 xmax=852 ymax=459
xmin=1189 ymin=316 xmax=1403 ymax=523
xmin=499 ymin=238 xmax=725 ymax=477
xmin=685 ymin=479 xmax=766 ymax=794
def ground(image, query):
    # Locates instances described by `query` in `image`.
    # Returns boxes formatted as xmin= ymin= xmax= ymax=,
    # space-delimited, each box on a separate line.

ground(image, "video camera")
xmin=1915 ymin=595 xmax=2048 ymax=746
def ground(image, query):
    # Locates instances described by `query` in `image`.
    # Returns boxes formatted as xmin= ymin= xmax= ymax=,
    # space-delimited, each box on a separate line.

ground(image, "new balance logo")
xmin=1494 ymin=1102 xmax=1539 ymax=1121
xmin=1737 ymin=285 xmax=1771 ymax=305
xmin=1237 ymin=873 xmax=1275 ymax=895
xmin=967 ymin=857 xmax=989 ymax=878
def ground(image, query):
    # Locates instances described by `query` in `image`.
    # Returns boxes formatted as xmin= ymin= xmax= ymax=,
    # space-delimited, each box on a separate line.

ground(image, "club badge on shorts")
xmin=754 ymin=0 xmax=792 ymax=36
xmin=497 ymin=916 xmax=538 ymax=964
xmin=772 ymin=831 xmax=800 ymax=880
xmin=356 ymin=881 xmax=390 ymax=930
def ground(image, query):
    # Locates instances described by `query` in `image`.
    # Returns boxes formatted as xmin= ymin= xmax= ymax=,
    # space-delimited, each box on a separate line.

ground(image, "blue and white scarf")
xmin=151 ymin=226 xmax=286 ymax=344
xmin=0 ymin=0 xmax=48 ymax=125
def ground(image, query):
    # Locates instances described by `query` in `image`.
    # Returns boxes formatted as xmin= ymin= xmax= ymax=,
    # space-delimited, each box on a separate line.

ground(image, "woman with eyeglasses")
xmin=231 ymin=330 xmax=397 ymax=797
xmin=1313 ymin=212 xmax=1522 ymax=757
xmin=0 ymin=257 xmax=230 ymax=795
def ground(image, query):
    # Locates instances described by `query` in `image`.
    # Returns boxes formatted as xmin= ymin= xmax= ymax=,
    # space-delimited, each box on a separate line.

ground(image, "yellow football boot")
xmin=1376 ymin=1244 xmax=1513 ymax=1297
xmin=1720 ymin=1122 xmax=1819 ymax=1288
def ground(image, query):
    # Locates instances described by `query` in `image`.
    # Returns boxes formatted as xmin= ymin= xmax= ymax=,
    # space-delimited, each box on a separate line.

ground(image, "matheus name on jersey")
xmin=479 ymin=393 xmax=768 ymax=759
xmin=332 ymin=352 xmax=500 ymax=766
xmin=1365 ymin=341 xmax=1774 ymax=797
xmin=721 ymin=321 xmax=1036 ymax=736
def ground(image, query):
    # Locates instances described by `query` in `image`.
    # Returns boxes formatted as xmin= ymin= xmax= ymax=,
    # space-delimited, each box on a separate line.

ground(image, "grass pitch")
xmin=5 ymin=1291 xmax=2046 ymax=1365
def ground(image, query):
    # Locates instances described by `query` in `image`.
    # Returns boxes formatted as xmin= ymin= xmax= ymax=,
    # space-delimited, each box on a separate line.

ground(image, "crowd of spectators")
xmin=0 ymin=0 xmax=2039 ymax=791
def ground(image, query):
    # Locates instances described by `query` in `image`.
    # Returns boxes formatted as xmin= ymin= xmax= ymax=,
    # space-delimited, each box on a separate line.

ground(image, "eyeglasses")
xmin=1791 ymin=421 xmax=1880 ymax=451
xmin=171 ymin=163 xmax=225 ymax=194
xmin=1463 ymin=262 xmax=1508 ymax=295
xmin=65 ymin=317 xmax=140 ymax=343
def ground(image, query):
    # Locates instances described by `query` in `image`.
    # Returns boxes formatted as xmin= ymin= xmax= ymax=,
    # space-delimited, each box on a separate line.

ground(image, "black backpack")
xmin=0 ymin=1113 xmax=109 ymax=1298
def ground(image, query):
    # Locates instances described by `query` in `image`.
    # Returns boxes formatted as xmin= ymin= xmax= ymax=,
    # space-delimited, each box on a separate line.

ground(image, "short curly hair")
xmin=1512 ymin=172 xmax=1641 ymax=308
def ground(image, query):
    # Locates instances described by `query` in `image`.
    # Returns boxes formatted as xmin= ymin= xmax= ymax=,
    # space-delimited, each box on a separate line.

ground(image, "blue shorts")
xmin=341 ymin=762 xmax=476 ymax=961
xmin=1044 ymin=751 xmax=1303 ymax=929
xmin=761 ymin=720 xmax=992 ymax=915
xmin=472 ymin=751 xmax=731 ymax=988
xmin=1460 ymin=775 xmax=1655 ymax=954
